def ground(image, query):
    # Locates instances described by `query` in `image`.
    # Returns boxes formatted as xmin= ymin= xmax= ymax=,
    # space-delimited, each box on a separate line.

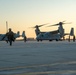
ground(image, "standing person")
xmin=24 ymin=36 xmax=27 ymax=42
xmin=22 ymin=31 xmax=27 ymax=42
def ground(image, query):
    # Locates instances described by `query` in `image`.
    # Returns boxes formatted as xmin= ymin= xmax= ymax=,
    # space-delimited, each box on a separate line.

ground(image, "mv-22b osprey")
xmin=33 ymin=21 xmax=75 ymax=42
xmin=0 ymin=21 xmax=26 ymax=43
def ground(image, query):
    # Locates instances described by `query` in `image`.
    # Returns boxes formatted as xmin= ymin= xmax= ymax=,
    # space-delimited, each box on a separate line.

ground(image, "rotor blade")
xmin=51 ymin=24 xmax=59 ymax=26
xmin=31 ymin=25 xmax=42 ymax=28
xmin=63 ymin=22 xmax=72 ymax=24
xmin=38 ymin=25 xmax=45 ymax=27
xmin=29 ymin=25 xmax=39 ymax=28
xmin=47 ymin=23 xmax=59 ymax=27
xmin=38 ymin=23 xmax=49 ymax=27
xmin=30 ymin=23 xmax=49 ymax=28
xmin=47 ymin=21 xmax=71 ymax=27
xmin=29 ymin=25 xmax=38 ymax=28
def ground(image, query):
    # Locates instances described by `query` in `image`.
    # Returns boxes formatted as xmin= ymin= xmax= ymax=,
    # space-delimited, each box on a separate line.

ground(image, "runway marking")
xmin=11 ymin=70 xmax=76 ymax=75
xmin=0 ymin=61 xmax=76 ymax=71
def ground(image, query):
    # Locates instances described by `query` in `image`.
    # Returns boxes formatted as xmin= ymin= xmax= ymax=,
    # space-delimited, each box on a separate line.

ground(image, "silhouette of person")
xmin=22 ymin=31 xmax=27 ymax=42
xmin=5 ymin=28 xmax=15 ymax=46
xmin=7 ymin=28 xmax=14 ymax=40
xmin=23 ymin=36 xmax=26 ymax=42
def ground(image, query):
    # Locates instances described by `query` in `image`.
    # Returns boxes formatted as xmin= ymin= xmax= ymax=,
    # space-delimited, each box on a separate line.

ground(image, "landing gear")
xmin=37 ymin=39 xmax=42 ymax=42
xmin=56 ymin=39 xmax=58 ymax=41
xmin=37 ymin=39 xmax=39 ymax=42
xmin=49 ymin=40 xmax=52 ymax=41
xmin=68 ymin=35 xmax=75 ymax=42
xmin=40 ymin=40 xmax=42 ymax=41
xmin=68 ymin=36 xmax=70 ymax=42
xmin=73 ymin=35 xmax=75 ymax=42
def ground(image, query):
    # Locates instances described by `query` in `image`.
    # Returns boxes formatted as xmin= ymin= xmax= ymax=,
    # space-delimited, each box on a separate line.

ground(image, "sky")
xmin=0 ymin=0 xmax=76 ymax=38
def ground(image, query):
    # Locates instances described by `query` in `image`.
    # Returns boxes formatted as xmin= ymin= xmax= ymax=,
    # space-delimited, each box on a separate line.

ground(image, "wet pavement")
xmin=0 ymin=41 xmax=76 ymax=75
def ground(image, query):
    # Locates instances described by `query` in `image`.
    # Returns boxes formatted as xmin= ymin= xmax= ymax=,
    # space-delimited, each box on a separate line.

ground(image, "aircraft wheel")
xmin=37 ymin=40 xmax=39 ymax=42
xmin=56 ymin=39 xmax=58 ymax=41
xmin=73 ymin=35 xmax=75 ymax=42
xmin=49 ymin=40 xmax=52 ymax=41
xmin=40 ymin=40 xmax=42 ymax=41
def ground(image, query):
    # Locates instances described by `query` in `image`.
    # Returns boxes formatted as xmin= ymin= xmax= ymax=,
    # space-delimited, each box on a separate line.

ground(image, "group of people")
xmin=2 ymin=28 xmax=27 ymax=46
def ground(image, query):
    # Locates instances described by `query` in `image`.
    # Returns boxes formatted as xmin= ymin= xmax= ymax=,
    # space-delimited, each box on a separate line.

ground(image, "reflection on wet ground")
xmin=0 ymin=41 xmax=76 ymax=75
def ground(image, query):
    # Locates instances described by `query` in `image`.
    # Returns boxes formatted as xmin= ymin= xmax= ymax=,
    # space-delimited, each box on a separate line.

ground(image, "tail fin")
xmin=14 ymin=31 xmax=20 ymax=38
xmin=22 ymin=31 xmax=26 ymax=37
xmin=70 ymin=28 xmax=74 ymax=36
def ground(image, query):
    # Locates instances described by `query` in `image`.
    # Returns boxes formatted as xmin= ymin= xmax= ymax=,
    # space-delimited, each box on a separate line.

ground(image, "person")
xmin=24 ymin=36 xmax=27 ymax=42
xmin=3 ymin=28 xmax=15 ymax=46
xmin=22 ymin=31 xmax=27 ymax=42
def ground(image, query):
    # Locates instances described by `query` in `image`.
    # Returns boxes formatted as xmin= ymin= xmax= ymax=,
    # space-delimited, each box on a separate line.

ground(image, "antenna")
xmin=6 ymin=21 xmax=8 ymax=33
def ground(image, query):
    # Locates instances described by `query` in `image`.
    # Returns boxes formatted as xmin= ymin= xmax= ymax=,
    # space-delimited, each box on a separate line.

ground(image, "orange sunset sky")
xmin=0 ymin=0 xmax=76 ymax=38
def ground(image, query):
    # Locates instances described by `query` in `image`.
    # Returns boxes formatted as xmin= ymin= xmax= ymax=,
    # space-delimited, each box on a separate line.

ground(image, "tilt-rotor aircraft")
xmin=32 ymin=23 xmax=49 ymax=36
xmin=34 ymin=21 xmax=75 ymax=42
xmin=0 ymin=21 xmax=26 ymax=44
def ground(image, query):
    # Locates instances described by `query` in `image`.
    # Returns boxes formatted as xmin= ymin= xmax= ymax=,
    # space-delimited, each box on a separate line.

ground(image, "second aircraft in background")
xmin=33 ymin=21 xmax=75 ymax=42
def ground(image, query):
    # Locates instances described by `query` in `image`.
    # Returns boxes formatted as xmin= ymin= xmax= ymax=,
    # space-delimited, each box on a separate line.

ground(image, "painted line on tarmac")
xmin=0 ymin=61 xmax=76 ymax=71
xmin=12 ymin=70 xmax=76 ymax=75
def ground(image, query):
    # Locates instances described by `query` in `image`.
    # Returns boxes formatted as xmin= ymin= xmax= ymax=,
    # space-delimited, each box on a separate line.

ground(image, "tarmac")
xmin=0 ymin=41 xmax=76 ymax=75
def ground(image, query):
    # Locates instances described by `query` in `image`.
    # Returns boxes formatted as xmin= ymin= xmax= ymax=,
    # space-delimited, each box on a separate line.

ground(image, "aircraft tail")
xmin=22 ymin=31 xmax=26 ymax=37
xmin=70 ymin=28 xmax=74 ymax=36
xmin=14 ymin=31 xmax=20 ymax=38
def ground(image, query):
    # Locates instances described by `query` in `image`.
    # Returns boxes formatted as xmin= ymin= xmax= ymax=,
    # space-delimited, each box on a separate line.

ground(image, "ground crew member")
xmin=5 ymin=28 xmax=15 ymax=46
